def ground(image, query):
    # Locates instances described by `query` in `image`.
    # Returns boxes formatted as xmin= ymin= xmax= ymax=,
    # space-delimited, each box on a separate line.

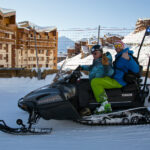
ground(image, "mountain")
xmin=58 ymin=36 xmax=75 ymax=53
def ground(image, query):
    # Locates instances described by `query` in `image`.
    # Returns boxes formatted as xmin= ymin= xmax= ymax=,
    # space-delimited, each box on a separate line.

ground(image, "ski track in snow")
xmin=0 ymin=76 xmax=150 ymax=150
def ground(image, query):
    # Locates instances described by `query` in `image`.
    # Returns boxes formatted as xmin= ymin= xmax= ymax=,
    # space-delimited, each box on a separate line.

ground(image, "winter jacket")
xmin=81 ymin=52 xmax=114 ymax=81
xmin=113 ymin=48 xmax=139 ymax=86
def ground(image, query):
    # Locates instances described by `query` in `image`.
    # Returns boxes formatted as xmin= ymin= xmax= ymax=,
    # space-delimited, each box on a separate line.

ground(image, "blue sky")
xmin=0 ymin=0 xmax=150 ymax=29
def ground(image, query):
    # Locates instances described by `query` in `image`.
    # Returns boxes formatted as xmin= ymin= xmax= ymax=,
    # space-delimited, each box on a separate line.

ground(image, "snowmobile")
xmin=0 ymin=27 xmax=150 ymax=135
xmin=17 ymin=58 xmax=150 ymax=126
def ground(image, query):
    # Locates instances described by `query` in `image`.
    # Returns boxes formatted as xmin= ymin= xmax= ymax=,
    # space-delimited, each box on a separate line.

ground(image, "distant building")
xmin=81 ymin=46 xmax=89 ymax=58
xmin=135 ymin=18 xmax=150 ymax=33
xmin=67 ymin=40 xmax=87 ymax=58
xmin=103 ymin=33 xmax=123 ymax=46
xmin=67 ymin=47 xmax=76 ymax=58
xmin=0 ymin=7 xmax=58 ymax=69
xmin=75 ymin=40 xmax=87 ymax=54
xmin=17 ymin=21 xmax=58 ymax=69
xmin=88 ymin=36 xmax=100 ymax=49
xmin=57 ymin=52 xmax=67 ymax=63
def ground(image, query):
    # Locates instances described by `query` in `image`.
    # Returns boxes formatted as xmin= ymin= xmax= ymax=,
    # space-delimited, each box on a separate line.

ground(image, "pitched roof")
xmin=0 ymin=7 xmax=16 ymax=16
xmin=18 ymin=21 xmax=57 ymax=32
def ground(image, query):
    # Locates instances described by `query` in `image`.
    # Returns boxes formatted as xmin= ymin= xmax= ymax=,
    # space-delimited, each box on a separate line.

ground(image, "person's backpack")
xmin=113 ymin=54 xmax=142 ymax=84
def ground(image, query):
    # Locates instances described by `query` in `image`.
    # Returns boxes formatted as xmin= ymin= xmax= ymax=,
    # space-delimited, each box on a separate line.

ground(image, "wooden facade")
xmin=0 ymin=8 xmax=58 ymax=69
xmin=16 ymin=22 xmax=58 ymax=69
xmin=0 ymin=8 xmax=16 ymax=68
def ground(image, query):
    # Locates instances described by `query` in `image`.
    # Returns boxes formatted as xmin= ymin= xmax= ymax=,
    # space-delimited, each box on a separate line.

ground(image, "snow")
xmin=0 ymin=7 xmax=15 ymax=14
xmin=0 ymin=74 xmax=150 ymax=150
xmin=123 ymin=30 xmax=150 ymax=45
xmin=17 ymin=21 xmax=56 ymax=32
xmin=58 ymin=53 xmax=93 ymax=70
xmin=138 ymin=18 xmax=150 ymax=21
xmin=81 ymin=46 xmax=89 ymax=54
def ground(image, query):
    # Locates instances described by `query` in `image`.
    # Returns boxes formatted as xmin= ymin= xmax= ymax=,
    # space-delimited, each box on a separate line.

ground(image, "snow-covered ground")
xmin=0 ymin=74 xmax=150 ymax=150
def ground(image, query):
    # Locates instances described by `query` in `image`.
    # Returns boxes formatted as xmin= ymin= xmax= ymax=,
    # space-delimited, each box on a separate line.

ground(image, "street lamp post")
xmin=97 ymin=25 xmax=100 ymax=45
xmin=33 ymin=27 xmax=41 ymax=80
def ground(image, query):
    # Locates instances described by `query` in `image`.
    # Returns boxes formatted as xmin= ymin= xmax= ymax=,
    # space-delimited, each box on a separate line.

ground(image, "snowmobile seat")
xmin=106 ymin=83 xmax=141 ymax=108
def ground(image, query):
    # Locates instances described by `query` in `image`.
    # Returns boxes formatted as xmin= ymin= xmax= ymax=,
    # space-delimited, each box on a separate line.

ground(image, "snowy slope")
xmin=123 ymin=30 xmax=150 ymax=45
xmin=0 ymin=75 xmax=150 ymax=150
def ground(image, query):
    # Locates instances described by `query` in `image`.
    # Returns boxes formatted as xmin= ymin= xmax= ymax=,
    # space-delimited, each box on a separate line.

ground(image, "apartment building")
xmin=0 ymin=8 xmax=58 ymax=69
xmin=17 ymin=21 xmax=58 ymax=69
xmin=0 ymin=8 xmax=16 ymax=68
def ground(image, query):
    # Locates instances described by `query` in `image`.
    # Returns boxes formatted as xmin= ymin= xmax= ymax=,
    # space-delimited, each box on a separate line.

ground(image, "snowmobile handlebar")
xmin=63 ymin=66 xmax=82 ymax=83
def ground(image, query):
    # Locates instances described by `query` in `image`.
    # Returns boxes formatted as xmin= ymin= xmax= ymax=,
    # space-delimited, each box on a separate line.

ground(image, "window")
xmin=30 ymin=49 xmax=34 ymax=54
xmin=52 ymin=31 xmax=56 ymax=36
xmin=12 ymin=34 xmax=15 ymax=39
xmin=5 ymin=33 xmax=9 ymax=38
xmin=5 ymin=44 xmax=8 ymax=52
xmin=0 ymin=43 xmax=2 ymax=49
xmin=0 ymin=54 xmax=2 ymax=60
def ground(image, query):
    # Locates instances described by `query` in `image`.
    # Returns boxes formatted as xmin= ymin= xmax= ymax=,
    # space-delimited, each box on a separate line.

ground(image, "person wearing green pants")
xmin=91 ymin=76 xmax=122 ymax=113
xmin=91 ymin=40 xmax=139 ymax=114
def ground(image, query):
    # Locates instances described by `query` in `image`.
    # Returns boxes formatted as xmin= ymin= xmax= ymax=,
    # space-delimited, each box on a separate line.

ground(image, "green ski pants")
xmin=91 ymin=76 xmax=122 ymax=103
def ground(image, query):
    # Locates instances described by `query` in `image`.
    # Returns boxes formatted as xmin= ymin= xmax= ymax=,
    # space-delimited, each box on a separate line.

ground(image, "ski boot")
xmin=80 ymin=107 xmax=91 ymax=116
xmin=94 ymin=101 xmax=112 ymax=114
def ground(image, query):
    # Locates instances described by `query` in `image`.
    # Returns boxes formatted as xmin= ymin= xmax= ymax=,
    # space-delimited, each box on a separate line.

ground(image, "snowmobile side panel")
xmin=37 ymin=100 xmax=81 ymax=120
xmin=105 ymin=83 xmax=142 ymax=108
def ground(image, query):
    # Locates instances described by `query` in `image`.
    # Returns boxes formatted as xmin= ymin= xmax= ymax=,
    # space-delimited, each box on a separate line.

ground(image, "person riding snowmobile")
xmin=77 ymin=44 xmax=114 ymax=116
xmin=91 ymin=40 xmax=140 ymax=114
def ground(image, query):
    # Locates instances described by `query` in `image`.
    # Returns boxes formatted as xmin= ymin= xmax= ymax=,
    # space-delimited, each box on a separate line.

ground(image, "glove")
xmin=102 ymin=53 xmax=109 ymax=65
xmin=121 ymin=51 xmax=130 ymax=60
xmin=75 ymin=65 xmax=82 ymax=71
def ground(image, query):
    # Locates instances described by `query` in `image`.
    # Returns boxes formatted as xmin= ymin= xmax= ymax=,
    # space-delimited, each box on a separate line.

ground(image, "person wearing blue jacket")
xmin=91 ymin=40 xmax=139 ymax=114
xmin=77 ymin=45 xmax=114 ymax=116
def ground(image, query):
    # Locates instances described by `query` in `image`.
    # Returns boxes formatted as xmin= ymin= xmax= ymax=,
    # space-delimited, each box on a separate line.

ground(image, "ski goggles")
xmin=114 ymin=43 xmax=123 ymax=49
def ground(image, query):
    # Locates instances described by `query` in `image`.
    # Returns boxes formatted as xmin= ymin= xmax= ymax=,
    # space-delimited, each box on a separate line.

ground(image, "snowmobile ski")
xmin=0 ymin=120 xmax=52 ymax=135
xmin=77 ymin=107 xmax=150 ymax=126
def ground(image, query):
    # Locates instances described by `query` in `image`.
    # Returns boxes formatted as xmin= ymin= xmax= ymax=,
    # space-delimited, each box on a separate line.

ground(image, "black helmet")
xmin=91 ymin=45 xmax=103 ymax=54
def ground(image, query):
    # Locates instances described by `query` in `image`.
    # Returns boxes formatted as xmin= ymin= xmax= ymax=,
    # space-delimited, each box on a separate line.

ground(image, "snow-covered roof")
xmin=104 ymin=33 xmax=123 ymax=38
xmin=0 ymin=7 xmax=15 ymax=14
xmin=138 ymin=18 xmax=150 ymax=21
xmin=0 ymin=7 xmax=15 ymax=17
xmin=77 ymin=38 xmax=88 ymax=42
xmin=17 ymin=21 xmax=57 ymax=32
xmin=67 ymin=46 xmax=75 ymax=49
xmin=57 ymin=52 xmax=67 ymax=57
xmin=88 ymin=36 xmax=100 ymax=45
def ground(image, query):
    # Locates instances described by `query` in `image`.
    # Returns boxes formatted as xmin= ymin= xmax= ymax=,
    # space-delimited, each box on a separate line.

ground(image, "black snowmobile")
xmin=17 ymin=58 xmax=150 ymax=126
xmin=0 ymin=27 xmax=150 ymax=135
